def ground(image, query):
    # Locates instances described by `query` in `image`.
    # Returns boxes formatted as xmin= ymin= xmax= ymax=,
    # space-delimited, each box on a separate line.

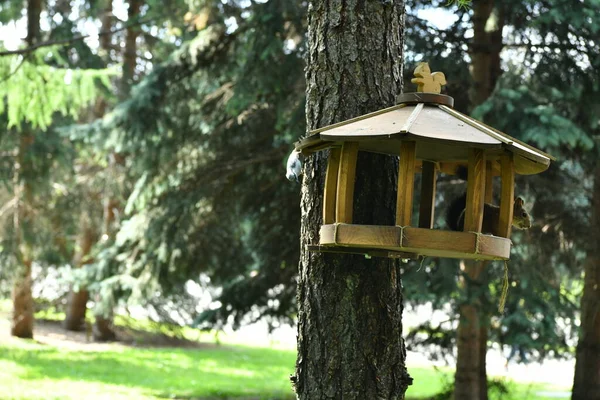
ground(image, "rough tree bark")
xmin=572 ymin=164 xmax=600 ymax=400
xmin=293 ymin=1 xmax=412 ymax=399
xmin=454 ymin=1 xmax=505 ymax=398
xmin=11 ymin=0 xmax=42 ymax=339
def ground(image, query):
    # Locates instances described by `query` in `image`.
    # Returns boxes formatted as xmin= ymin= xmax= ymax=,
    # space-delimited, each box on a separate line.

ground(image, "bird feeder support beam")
xmin=396 ymin=141 xmax=417 ymax=226
xmin=418 ymin=161 xmax=437 ymax=229
xmin=498 ymin=153 xmax=515 ymax=238
xmin=485 ymin=161 xmax=494 ymax=203
xmin=336 ymin=142 xmax=359 ymax=224
xmin=323 ymin=148 xmax=341 ymax=224
xmin=464 ymin=149 xmax=486 ymax=233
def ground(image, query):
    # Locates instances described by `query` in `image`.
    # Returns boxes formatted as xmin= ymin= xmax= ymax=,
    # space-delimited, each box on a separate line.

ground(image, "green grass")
xmin=0 ymin=338 xmax=571 ymax=400
xmin=0 ymin=340 xmax=296 ymax=400
xmin=403 ymin=367 xmax=570 ymax=400
xmin=0 ymin=301 xmax=570 ymax=399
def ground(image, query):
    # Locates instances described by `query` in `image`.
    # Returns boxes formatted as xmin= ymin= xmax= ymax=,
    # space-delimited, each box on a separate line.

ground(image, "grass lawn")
xmin=0 ymin=338 xmax=572 ymax=400
xmin=0 ymin=304 xmax=570 ymax=399
xmin=0 ymin=339 xmax=296 ymax=400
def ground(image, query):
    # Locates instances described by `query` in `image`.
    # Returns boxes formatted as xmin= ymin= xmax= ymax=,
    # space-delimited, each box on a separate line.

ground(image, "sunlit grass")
xmin=0 ymin=338 xmax=571 ymax=400
xmin=0 ymin=299 xmax=571 ymax=399
xmin=0 ymin=339 xmax=296 ymax=400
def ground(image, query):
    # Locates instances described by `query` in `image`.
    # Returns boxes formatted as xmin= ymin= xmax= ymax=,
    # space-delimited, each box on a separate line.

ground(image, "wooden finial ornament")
xmin=411 ymin=62 xmax=446 ymax=94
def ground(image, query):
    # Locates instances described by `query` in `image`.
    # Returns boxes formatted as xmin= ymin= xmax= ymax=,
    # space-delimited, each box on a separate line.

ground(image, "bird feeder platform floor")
xmin=313 ymin=224 xmax=511 ymax=261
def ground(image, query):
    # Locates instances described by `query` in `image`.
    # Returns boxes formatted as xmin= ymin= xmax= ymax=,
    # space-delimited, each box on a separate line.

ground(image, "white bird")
xmin=286 ymin=149 xmax=304 ymax=183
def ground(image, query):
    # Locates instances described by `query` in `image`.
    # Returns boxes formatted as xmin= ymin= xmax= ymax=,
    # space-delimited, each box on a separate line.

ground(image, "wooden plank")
xmin=485 ymin=161 xmax=494 ymax=203
xmin=400 ymin=103 xmax=424 ymax=132
xmin=323 ymin=148 xmax=341 ymax=224
xmin=514 ymin=153 xmax=549 ymax=175
xmin=478 ymin=234 xmax=511 ymax=257
xmin=403 ymin=227 xmax=476 ymax=254
xmin=320 ymin=224 xmax=401 ymax=248
xmin=335 ymin=142 xmax=359 ymax=223
xmin=308 ymin=244 xmax=415 ymax=260
xmin=419 ymin=161 xmax=437 ymax=228
xmin=309 ymin=104 xmax=406 ymax=135
xmin=464 ymin=149 xmax=486 ymax=233
xmin=498 ymin=153 xmax=515 ymax=238
xmin=409 ymin=106 xmax=500 ymax=145
xmin=396 ymin=141 xmax=417 ymax=226
xmin=318 ymin=224 xmax=511 ymax=260
xmin=414 ymin=161 xmax=501 ymax=177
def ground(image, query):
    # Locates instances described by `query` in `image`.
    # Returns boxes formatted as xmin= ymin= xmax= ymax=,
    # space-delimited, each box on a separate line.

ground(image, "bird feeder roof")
xmin=296 ymin=93 xmax=554 ymax=175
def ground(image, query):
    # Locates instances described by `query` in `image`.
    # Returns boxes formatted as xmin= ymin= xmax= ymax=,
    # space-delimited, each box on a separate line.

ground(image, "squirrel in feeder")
xmin=446 ymin=167 xmax=531 ymax=236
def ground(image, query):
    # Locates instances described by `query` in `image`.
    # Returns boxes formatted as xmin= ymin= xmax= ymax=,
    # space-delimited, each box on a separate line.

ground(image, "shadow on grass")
xmin=0 ymin=344 xmax=295 ymax=400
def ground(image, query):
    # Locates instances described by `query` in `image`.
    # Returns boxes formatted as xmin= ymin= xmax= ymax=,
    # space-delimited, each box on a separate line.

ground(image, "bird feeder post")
xmin=485 ymin=161 xmax=494 ymax=203
xmin=323 ymin=148 xmax=341 ymax=224
xmin=336 ymin=142 xmax=359 ymax=224
xmin=396 ymin=141 xmax=417 ymax=226
xmin=464 ymin=148 xmax=486 ymax=233
xmin=498 ymin=153 xmax=515 ymax=238
xmin=418 ymin=161 xmax=437 ymax=229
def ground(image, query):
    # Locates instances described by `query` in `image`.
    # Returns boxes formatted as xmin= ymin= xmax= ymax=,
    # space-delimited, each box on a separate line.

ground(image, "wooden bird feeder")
xmin=296 ymin=62 xmax=554 ymax=261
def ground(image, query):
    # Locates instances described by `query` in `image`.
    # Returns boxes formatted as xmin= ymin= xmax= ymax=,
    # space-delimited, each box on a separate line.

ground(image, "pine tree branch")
xmin=0 ymin=16 xmax=161 ymax=57
xmin=0 ymin=57 xmax=27 ymax=82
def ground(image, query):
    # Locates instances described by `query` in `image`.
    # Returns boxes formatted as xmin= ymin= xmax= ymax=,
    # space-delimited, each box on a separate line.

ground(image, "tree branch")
xmin=0 ymin=16 xmax=162 ymax=57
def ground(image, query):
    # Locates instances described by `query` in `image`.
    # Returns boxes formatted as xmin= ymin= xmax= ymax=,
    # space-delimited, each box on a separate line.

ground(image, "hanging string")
xmin=472 ymin=231 xmax=481 ymax=254
xmin=398 ymin=225 xmax=405 ymax=247
xmin=333 ymin=223 xmax=339 ymax=245
xmin=498 ymin=260 xmax=509 ymax=313
xmin=417 ymin=255 xmax=426 ymax=271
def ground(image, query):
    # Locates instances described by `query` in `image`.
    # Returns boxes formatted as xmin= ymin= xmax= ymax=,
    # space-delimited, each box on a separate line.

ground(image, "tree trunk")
xmin=94 ymin=0 xmax=113 ymax=118
xmin=93 ymin=314 xmax=117 ymax=341
xmin=479 ymin=318 xmax=489 ymax=400
xmin=572 ymin=164 xmax=600 ymax=400
xmin=121 ymin=0 xmax=142 ymax=98
xmin=11 ymin=0 xmax=42 ymax=340
xmin=11 ymin=259 xmax=34 ymax=338
xmin=468 ymin=0 xmax=504 ymax=109
xmin=12 ymin=133 xmax=35 ymax=338
xmin=64 ymin=217 xmax=96 ymax=331
xmin=99 ymin=0 xmax=113 ymax=55
xmin=454 ymin=2 xmax=506 ymax=397
xmin=455 ymin=261 xmax=485 ymax=399
xmin=294 ymin=2 xmax=411 ymax=399
xmin=64 ymin=290 xmax=89 ymax=331
xmin=93 ymin=0 xmax=142 ymax=341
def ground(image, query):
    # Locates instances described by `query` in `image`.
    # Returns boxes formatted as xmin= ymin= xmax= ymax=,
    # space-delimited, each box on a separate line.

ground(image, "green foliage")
xmin=0 ymin=51 xmax=114 ymax=131
xmin=445 ymin=0 xmax=472 ymax=9
xmin=0 ymin=0 xmax=22 ymax=24
xmin=65 ymin=0 xmax=305 ymax=326
xmin=401 ymin=0 xmax=600 ymax=367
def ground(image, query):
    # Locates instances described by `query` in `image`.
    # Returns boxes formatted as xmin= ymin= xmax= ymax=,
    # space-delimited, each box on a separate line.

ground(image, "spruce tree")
xmin=293 ymin=1 xmax=412 ymax=398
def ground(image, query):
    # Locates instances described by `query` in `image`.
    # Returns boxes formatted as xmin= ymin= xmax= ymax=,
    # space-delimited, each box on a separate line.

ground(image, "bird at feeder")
xmin=286 ymin=149 xmax=304 ymax=183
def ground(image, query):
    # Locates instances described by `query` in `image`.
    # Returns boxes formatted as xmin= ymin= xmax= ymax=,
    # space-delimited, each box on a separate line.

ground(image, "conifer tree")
xmin=293 ymin=1 xmax=412 ymax=398
xmin=10 ymin=0 xmax=43 ymax=340
xmin=0 ymin=0 xmax=111 ymax=338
